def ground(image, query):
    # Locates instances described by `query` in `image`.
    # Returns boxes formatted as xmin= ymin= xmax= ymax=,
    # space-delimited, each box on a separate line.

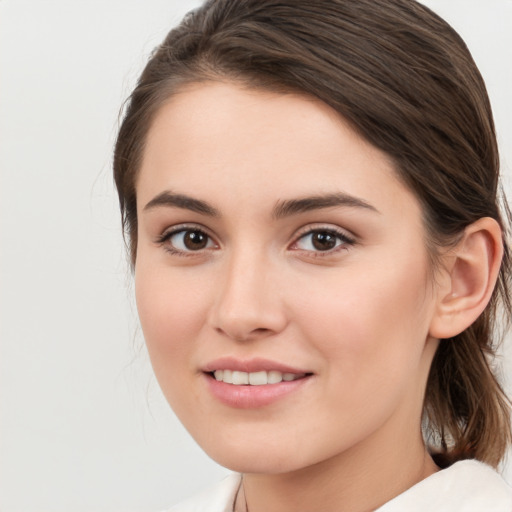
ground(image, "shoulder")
xmin=377 ymin=460 xmax=512 ymax=512
xmin=163 ymin=473 xmax=241 ymax=512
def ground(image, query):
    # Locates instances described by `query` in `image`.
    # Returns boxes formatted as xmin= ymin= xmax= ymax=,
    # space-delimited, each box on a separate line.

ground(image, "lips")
xmin=202 ymin=356 xmax=310 ymax=375
xmin=202 ymin=357 xmax=313 ymax=408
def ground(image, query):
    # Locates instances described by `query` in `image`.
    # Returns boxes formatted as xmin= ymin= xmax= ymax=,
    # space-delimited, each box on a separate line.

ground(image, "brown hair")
xmin=113 ymin=0 xmax=511 ymax=467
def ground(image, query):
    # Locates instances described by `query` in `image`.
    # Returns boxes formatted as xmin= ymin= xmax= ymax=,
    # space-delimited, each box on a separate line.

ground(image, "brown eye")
xmin=293 ymin=228 xmax=355 ymax=253
xmin=183 ymin=230 xmax=209 ymax=250
xmin=311 ymin=231 xmax=337 ymax=251
xmin=164 ymin=228 xmax=215 ymax=253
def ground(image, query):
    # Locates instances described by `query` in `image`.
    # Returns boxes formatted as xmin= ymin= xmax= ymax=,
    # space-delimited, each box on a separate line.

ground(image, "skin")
xmin=135 ymin=81 xmax=445 ymax=512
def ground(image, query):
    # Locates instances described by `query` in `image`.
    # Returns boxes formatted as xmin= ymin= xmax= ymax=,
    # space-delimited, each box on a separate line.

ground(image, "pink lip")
xmin=202 ymin=357 xmax=310 ymax=374
xmin=201 ymin=357 xmax=313 ymax=409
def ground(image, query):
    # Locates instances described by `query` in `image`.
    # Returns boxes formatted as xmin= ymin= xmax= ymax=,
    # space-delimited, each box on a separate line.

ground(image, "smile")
xmin=212 ymin=369 xmax=307 ymax=385
xmin=202 ymin=358 xmax=313 ymax=408
xmin=204 ymin=365 xmax=313 ymax=408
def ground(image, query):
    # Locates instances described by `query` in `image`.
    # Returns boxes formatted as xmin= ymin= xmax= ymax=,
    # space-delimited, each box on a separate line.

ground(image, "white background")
xmin=1 ymin=1 xmax=511 ymax=511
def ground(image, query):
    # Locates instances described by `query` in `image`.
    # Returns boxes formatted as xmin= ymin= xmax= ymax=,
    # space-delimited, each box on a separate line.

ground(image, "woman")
xmin=114 ymin=0 xmax=512 ymax=510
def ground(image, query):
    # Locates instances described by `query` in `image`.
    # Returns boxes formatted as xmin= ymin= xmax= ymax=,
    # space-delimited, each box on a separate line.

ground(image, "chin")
xmin=208 ymin=450 xmax=304 ymax=475
xmin=194 ymin=431 xmax=324 ymax=475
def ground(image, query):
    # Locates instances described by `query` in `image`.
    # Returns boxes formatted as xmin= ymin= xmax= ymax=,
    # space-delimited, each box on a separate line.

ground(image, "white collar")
xmin=166 ymin=460 xmax=512 ymax=512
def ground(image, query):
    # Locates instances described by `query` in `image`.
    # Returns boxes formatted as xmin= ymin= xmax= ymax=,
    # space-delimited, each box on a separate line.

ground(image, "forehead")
xmin=137 ymin=81 xmax=420 ymax=220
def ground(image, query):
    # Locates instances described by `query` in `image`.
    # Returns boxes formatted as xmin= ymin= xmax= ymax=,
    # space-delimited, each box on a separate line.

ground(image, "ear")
xmin=429 ymin=217 xmax=503 ymax=339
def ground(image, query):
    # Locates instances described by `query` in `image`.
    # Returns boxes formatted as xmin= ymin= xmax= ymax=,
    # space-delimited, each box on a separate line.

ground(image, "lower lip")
xmin=204 ymin=374 xmax=311 ymax=409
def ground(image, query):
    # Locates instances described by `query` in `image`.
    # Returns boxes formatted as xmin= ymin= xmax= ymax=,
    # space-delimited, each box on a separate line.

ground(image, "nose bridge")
xmin=209 ymin=243 xmax=286 ymax=340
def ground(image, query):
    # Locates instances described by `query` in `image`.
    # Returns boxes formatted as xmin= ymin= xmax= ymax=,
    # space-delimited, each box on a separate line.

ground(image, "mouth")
xmin=202 ymin=358 xmax=313 ymax=407
xmin=208 ymin=369 xmax=309 ymax=385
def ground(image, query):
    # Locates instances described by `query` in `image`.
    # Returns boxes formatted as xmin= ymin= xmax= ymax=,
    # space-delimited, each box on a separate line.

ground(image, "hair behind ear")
xmin=425 ymin=317 xmax=512 ymax=468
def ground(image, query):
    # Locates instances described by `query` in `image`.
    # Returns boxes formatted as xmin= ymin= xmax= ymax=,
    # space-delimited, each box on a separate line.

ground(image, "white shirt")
xmin=166 ymin=460 xmax=512 ymax=512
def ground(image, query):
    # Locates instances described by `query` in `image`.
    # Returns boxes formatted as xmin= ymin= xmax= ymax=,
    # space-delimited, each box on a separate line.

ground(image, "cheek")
xmin=134 ymin=264 xmax=209 ymax=377
xmin=293 ymin=252 xmax=433 ymax=390
xmin=294 ymin=272 xmax=433 ymax=447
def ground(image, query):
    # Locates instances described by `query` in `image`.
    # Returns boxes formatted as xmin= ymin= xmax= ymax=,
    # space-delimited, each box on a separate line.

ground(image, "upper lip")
xmin=202 ymin=357 xmax=311 ymax=374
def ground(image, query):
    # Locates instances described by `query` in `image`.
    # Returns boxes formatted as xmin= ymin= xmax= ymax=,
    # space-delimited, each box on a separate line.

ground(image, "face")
xmin=135 ymin=82 xmax=441 ymax=475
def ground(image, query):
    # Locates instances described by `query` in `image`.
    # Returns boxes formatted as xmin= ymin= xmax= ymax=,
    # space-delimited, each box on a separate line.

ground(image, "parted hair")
xmin=114 ymin=0 xmax=512 ymax=467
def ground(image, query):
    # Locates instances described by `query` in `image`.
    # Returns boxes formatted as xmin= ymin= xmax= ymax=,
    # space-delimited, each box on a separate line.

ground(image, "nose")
xmin=208 ymin=249 xmax=288 ymax=342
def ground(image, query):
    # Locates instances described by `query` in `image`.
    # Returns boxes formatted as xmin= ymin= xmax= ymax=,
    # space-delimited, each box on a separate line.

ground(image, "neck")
xmin=241 ymin=425 xmax=438 ymax=512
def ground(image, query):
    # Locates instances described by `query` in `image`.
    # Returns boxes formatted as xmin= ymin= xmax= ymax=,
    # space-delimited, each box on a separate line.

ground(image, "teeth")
xmin=267 ymin=370 xmax=283 ymax=384
xmin=213 ymin=370 xmax=306 ymax=385
xmin=232 ymin=371 xmax=249 ymax=385
xmin=249 ymin=371 xmax=267 ymax=385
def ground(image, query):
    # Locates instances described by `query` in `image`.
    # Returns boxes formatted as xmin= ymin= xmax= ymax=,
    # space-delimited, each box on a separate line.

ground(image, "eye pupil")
xmin=312 ymin=231 xmax=337 ymax=251
xmin=184 ymin=230 xmax=208 ymax=250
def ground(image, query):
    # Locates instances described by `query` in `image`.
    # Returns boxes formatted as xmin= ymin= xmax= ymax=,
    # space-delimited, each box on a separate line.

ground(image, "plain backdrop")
xmin=1 ymin=1 xmax=511 ymax=511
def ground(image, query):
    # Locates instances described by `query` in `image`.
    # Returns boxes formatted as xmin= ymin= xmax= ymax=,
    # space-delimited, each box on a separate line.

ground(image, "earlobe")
xmin=429 ymin=217 xmax=503 ymax=339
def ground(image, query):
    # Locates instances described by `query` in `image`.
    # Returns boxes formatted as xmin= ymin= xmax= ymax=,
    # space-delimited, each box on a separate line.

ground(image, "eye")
xmin=158 ymin=227 xmax=216 ymax=254
xmin=292 ymin=228 xmax=355 ymax=253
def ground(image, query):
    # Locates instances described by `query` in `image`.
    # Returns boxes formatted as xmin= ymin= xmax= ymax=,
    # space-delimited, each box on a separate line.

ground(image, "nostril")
xmin=252 ymin=328 xmax=270 ymax=335
xmin=214 ymin=326 xmax=272 ymax=342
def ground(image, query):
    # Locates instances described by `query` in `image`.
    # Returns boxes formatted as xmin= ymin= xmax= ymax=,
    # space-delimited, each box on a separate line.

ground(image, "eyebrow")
xmin=143 ymin=190 xmax=379 ymax=219
xmin=143 ymin=191 xmax=220 ymax=217
xmin=272 ymin=192 xmax=379 ymax=219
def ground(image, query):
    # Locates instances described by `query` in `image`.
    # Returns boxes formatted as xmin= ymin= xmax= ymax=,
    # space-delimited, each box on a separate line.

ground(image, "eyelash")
xmin=155 ymin=224 xmax=217 ymax=257
xmin=290 ymin=226 xmax=356 ymax=256
xmin=155 ymin=224 xmax=356 ymax=257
